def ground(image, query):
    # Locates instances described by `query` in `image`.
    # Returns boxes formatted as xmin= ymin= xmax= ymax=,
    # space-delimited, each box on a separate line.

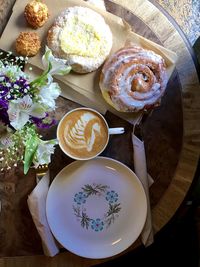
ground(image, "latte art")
xmin=57 ymin=108 xmax=109 ymax=160
xmin=64 ymin=113 xmax=101 ymax=152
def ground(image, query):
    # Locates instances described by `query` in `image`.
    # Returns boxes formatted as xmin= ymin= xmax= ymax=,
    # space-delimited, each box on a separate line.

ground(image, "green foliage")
xmin=24 ymin=134 xmax=39 ymax=174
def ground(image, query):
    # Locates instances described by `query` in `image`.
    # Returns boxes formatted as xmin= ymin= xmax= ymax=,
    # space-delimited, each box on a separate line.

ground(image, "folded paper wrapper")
xmin=27 ymin=132 xmax=154 ymax=257
xmin=2 ymin=0 xmax=173 ymax=257
xmin=0 ymin=0 xmax=177 ymax=125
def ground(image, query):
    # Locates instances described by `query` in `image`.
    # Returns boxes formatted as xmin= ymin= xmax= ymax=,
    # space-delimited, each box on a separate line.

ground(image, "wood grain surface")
xmin=0 ymin=0 xmax=200 ymax=266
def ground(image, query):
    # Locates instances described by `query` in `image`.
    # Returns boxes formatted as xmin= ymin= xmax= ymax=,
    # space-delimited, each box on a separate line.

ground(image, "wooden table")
xmin=0 ymin=0 xmax=200 ymax=266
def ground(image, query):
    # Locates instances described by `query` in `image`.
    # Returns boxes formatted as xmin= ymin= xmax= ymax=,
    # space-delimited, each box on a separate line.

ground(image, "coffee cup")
xmin=57 ymin=107 xmax=124 ymax=160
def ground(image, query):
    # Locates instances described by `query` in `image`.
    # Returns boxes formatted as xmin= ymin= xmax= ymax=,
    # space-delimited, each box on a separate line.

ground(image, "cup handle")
xmin=108 ymin=127 xmax=125 ymax=135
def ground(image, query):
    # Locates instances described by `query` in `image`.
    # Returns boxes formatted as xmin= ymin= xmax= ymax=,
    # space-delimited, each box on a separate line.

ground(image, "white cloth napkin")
xmin=27 ymin=171 xmax=60 ymax=257
xmin=132 ymin=133 xmax=154 ymax=247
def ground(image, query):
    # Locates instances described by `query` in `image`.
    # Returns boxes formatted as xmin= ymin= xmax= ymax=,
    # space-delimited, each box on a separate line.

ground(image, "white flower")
xmin=0 ymin=134 xmax=13 ymax=148
xmin=0 ymin=64 xmax=27 ymax=80
xmin=8 ymin=95 xmax=46 ymax=130
xmin=0 ymin=123 xmax=13 ymax=148
xmin=33 ymin=139 xmax=57 ymax=167
xmin=39 ymin=82 xmax=61 ymax=110
xmin=42 ymin=46 xmax=71 ymax=76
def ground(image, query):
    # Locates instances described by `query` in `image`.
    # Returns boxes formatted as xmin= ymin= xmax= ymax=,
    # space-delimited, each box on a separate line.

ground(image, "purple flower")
xmin=0 ymin=75 xmax=31 ymax=101
xmin=0 ymin=99 xmax=9 ymax=125
xmin=30 ymin=113 xmax=57 ymax=129
xmin=0 ymin=98 xmax=8 ymax=109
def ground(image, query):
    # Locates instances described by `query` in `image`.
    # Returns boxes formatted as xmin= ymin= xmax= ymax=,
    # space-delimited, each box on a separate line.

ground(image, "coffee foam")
xmin=58 ymin=109 xmax=108 ymax=159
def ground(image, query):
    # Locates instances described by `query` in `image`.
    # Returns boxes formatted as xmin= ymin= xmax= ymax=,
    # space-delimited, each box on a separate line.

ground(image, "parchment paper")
xmin=0 ymin=0 xmax=178 ymax=124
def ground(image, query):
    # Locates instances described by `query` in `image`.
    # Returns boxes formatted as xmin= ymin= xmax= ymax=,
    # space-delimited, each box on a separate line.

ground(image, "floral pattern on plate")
xmin=73 ymin=183 xmax=121 ymax=232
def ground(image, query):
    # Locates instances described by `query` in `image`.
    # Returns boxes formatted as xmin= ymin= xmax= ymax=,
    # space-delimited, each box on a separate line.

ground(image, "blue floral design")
xmin=74 ymin=192 xmax=87 ymax=205
xmin=106 ymin=190 xmax=118 ymax=203
xmin=91 ymin=218 xmax=104 ymax=232
xmin=73 ymin=184 xmax=121 ymax=231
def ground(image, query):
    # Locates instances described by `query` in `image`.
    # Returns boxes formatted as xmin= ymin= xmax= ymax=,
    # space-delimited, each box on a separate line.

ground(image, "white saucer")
xmin=46 ymin=157 xmax=147 ymax=259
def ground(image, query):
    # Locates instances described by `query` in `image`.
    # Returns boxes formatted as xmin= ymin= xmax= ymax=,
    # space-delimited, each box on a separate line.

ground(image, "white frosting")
xmin=47 ymin=6 xmax=112 ymax=73
xmin=100 ymin=46 xmax=168 ymax=112
xmin=64 ymin=112 xmax=101 ymax=152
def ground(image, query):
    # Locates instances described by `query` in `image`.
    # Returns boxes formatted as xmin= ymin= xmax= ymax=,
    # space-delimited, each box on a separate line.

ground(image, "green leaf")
xmin=23 ymin=135 xmax=39 ymax=174
xmin=30 ymin=69 xmax=48 ymax=87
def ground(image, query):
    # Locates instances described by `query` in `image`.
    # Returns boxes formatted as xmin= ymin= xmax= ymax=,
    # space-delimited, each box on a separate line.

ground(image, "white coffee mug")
xmin=57 ymin=107 xmax=124 ymax=160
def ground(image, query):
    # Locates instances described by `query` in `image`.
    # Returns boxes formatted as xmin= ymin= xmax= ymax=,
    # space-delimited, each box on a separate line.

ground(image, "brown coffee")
xmin=57 ymin=108 xmax=109 ymax=159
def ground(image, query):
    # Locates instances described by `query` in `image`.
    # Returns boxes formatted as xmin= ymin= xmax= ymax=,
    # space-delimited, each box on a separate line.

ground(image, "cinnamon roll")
xmin=99 ymin=45 xmax=168 ymax=112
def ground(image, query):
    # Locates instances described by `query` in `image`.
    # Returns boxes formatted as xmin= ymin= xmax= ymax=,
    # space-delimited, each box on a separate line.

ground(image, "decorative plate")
xmin=46 ymin=157 xmax=147 ymax=259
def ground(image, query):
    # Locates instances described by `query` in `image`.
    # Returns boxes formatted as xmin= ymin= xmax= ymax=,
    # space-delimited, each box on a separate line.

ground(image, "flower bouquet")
xmin=0 ymin=47 xmax=71 ymax=174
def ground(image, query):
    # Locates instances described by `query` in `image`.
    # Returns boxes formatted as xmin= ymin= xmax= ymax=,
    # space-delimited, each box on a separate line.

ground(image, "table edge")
xmin=149 ymin=0 xmax=200 ymax=80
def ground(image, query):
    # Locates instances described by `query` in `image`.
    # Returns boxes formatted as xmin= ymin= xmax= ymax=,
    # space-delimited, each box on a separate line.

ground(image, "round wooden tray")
xmin=0 ymin=0 xmax=200 ymax=266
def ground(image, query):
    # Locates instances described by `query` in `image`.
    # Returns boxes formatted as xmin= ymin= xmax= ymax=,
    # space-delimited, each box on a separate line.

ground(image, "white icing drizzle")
xmin=100 ymin=46 xmax=168 ymax=111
